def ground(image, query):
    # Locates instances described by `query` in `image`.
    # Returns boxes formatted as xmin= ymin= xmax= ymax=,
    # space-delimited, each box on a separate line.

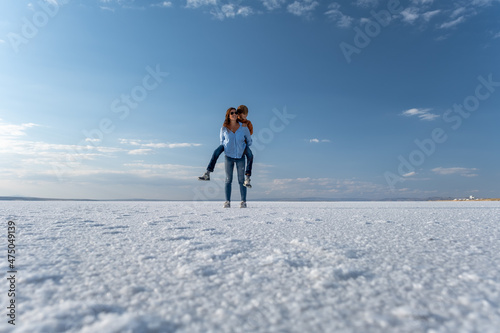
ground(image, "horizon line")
xmin=2 ymin=196 xmax=497 ymax=202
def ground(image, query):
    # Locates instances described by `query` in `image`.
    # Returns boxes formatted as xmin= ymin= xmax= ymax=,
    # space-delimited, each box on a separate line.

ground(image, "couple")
xmin=198 ymin=105 xmax=253 ymax=208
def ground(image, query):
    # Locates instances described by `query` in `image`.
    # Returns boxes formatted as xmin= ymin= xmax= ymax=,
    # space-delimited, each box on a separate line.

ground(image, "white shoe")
xmin=223 ymin=201 xmax=230 ymax=208
xmin=198 ymin=172 xmax=210 ymax=181
xmin=240 ymin=201 xmax=247 ymax=208
xmin=243 ymin=177 xmax=252 ymax=188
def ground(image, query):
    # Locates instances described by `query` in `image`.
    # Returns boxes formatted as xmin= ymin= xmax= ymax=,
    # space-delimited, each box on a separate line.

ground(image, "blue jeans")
xmin=243 ymin=147 xmax=253 ymax=176
xmin=207 ymin=145 xmax=253 ymax=176
xmin=225 ymin=155 xmax=247 ymax=202
xmin=206 ymin=145 xmax=224 ymax=173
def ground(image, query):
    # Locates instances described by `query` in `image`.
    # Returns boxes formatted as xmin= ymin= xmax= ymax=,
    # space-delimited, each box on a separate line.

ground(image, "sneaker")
xmin=240 ymin=201 xmax=247 ymax=208
xmin=198 ymin=172 xmax=210 ymax=181
xmin=223 ymin=201 xmax=230 ymax=208
xmin=243 ymin=177 xmax=252 ymax=188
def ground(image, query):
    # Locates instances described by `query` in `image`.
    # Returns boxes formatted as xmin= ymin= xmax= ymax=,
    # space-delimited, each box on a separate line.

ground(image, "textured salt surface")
xmin=1 ymin=201 xmax=500 ymax=332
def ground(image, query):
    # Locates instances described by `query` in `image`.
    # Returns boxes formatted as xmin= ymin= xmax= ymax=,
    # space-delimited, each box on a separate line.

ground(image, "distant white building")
xmin=454 ymin=195 xmax=478 ymax=201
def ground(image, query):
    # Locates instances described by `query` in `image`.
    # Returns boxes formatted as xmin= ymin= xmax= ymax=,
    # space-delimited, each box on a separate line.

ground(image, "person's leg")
xmin=224 ymin=156 xmax=234 ymax=203
xmin=199 ymin=145 xmax=224 ymax=181
xmin=207 ymin=145 xmax=224 ymax=173
xmin=243 ymin=147 xmax=253 ymax=188
xmin=236 ymin=157 xmax=247 ymax=203
xmin=244 ymin=147 xmax=253 ymax=177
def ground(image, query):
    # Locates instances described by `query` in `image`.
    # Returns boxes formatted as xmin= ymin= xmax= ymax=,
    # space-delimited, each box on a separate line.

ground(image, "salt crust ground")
xmin=1 ymin=201 xmax=500 ymax=332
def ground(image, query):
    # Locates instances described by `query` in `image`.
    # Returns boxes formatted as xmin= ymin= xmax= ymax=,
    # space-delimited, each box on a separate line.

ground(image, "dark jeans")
xmin=206 ymin=145 xmax=224 ymax=173
xmin=207 ymin=144 xmax=253 ymax=176
xmin=225 ymin=156 xmax=246 ymax=202
xmin=243 ymin=147 xmax=253 ymax=177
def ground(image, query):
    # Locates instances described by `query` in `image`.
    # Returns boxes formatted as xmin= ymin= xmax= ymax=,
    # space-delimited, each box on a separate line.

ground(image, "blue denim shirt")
xmin=220 ymin=123 xmax=252 ymax=159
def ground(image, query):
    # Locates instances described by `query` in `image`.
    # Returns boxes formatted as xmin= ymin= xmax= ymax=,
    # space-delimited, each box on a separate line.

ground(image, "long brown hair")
xmin=223 ymin=107 xmax=236 ymax=127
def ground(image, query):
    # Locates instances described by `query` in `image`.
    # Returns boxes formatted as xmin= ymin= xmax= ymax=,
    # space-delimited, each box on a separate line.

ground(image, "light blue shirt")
xmin=220 ymin=123 xmax=252 ymax=159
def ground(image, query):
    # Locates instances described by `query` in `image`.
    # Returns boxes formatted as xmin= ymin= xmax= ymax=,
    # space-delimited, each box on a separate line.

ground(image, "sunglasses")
xmin=230 ymin=111 xmax=240 ymax=115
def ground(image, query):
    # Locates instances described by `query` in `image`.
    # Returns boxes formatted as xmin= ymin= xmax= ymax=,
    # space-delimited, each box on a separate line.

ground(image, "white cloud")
xmin=123 ymin=162 xmax=202 ymax=180
xmin=422 ymin=9 xmax=440 ymax=21
xmin=325 ymin=3 xmax=353 ymax=28
xmin=435 ymin=33 xmax=450 ymax=41
xmin=0 ymin=119 xmax=39 ymax=137
xmin=432 ymin=167 xmax=478 ymax=177
xmin=165 ymin=143 xmax=202 ymax=148
xmin=401 ymin=108 xmax=439 ymax=121
xmin=471 ymin=0 xmax=498 ymax=6
xmin=261 ymin=0 xmax=287 ymax=10
xmin=186 ymin=0 xmax=216 ymax=9
xmin=237 ymin=6 xmax=253 ymax=17
xmin=287 ymin=0 xmax=319 ymax=17
xmin=265 ymin=177 xmax=390 ymax=199
xmin=43 ymin=0 xmax=60 ymax=5
xmin=119 ymin=138 xmax=141 ymax=146
xmin=0 ymin=138 xmax=124 ymax=158
xmin=128 ymin=149 xmax=153 ymax=155
xmin=0 ymin=122 xmax=205 ymax=180
xmin=395 ymin=2 xmax=492 ymax=33
xmin=213 ymin=4 xmax=253 ymax=19
xmin=119 ymin=139 xmax=202 ymax=149
xmin=0 ymin=123 xmax=203 ymax=194
xmin=337 ymin=15 xmax=354 ymax=28
xmin=221 ymin=4 xmax=237 ymax=18
xmin=153 ymin=2 xmax=173 ymax=8
xmin=494 ymin=31 xmax=500 ymax=39
xmin=440 ymin=16 xmax=465 ymax=29
xmin=450 ymin=7 xmax=467 ymax=18
xmin=190 ymin=2 xmax=254 ymax=20
xmin=85 ymin=138 xmax=101 ymax=143
xmin=89 ymin=0 xmax=500 ymax=34
xmin=412 ymin=0 xmax=433 ymax=4
xmin=354 ymin=0 xmax=378 ymax=8
xmin=0 ymin=132 xmax=204 ymax=186
xmin=124 ymin=162 xmax=197 ymax=170
xmin=309 ymin=138 xmax=330 ymax=143
xmin=0 ymin=136 xmax=128 ymax=183
xmin=401 ymin=7 xmax=420 ymax=24
xmin=0 ymin=133 xmax=202 ymax=187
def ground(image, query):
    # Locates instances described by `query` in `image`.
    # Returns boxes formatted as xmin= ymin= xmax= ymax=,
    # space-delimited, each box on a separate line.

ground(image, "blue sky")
xmin=1 ymin=0 xmax=499 ymax=200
